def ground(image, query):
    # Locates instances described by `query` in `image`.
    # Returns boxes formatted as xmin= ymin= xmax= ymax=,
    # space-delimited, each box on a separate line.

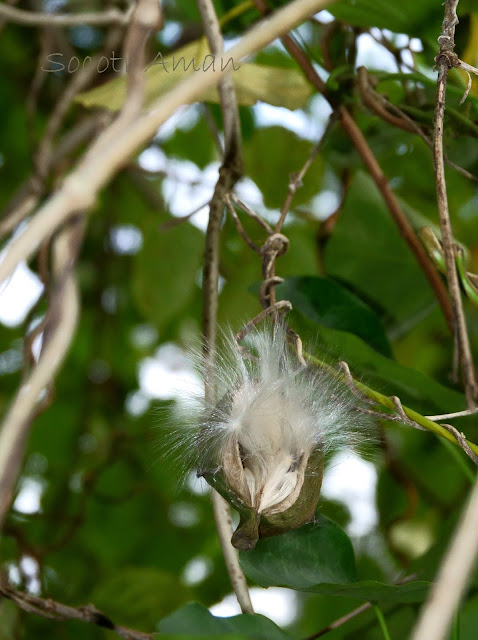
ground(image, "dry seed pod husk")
xmin=202 ymin=446 xmax=324 ymax=550
xmin=196 ymin=326 xmax=369 ymax=550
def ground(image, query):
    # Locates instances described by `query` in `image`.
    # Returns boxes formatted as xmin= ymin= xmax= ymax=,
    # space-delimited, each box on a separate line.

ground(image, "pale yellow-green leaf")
xmin=460 ymin=13 xmax=478 ymax=97
xmin=76 ymin=38 xmax=313 ymax=112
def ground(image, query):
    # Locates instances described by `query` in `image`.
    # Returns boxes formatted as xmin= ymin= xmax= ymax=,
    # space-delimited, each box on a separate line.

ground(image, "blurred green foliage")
xmin=1 ymin=1 xmax=478 ymax=639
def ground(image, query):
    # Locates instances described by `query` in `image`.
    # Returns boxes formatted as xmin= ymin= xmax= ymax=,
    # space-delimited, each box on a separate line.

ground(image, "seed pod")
xmin=194 ymin=326 xmax=369 ymax=550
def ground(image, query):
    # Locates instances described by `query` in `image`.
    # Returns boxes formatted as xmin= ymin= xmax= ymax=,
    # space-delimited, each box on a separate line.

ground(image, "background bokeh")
xmin=1 ymin=1 xmax=478 ymax=638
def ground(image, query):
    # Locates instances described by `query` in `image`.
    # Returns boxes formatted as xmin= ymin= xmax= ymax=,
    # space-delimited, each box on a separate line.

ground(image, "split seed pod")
xmin=193 ymin=326 xmax=369 ymax=551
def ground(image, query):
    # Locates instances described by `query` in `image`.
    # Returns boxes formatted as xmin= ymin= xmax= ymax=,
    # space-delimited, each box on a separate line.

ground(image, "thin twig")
xmin=210 ymin=489 xmax=253 ymax=614
xmin=440 ymin=423 xmax=478 ymax=465
xmin=0 ymin=584 xmax=153 ymax=640
xmin=202 ymin=103 xmax=225 ymax=156
xmin=196 ymin=0 xmax=251 ymax=616
xmin=230 ymin=194 xmax=274 ymax=234
xmin=276 ymin=112 xmax=338 ymax=232
xmin=410 ymin=474 xmax=478 ymax=640
xmin=339 ymin=105 xmax=454 ymax=334
xmin=433 ymin=0 xmax=477 ymax=407
xmin=304 ymin=574 xmax=417 ymax=639
xmin=26 ymin=30 xmax=54 ymax=142
xmin=304 ymin=602 xmax=371 ymax=639
xmin=427 ymin=407 xmax=478 ymax=421
xmin=260 ymin=233 xmax=289 ymax=307
xmin=235 ymin=301 xmax=293 ymax=344
xmin=0 ymin=4 xmax=131 ymax=27
xmin=198 ymin=0 xmax=243 ymax=357
xmin=225 ymin=194 xmax=261 ymax=252
xmin=158 ymin=199 xmax=211 ymax=231
xmin=231 ymin=195 xmax=303 ymax=364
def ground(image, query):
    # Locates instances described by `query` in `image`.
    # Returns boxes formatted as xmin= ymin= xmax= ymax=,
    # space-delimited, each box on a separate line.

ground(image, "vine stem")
xmin=432 ymin=0 xmax=477 ymax=407
xmin=373 ymin=605 xmax=392 ymax=640
xmin=305 ymin=352 xmax=478 ymax=457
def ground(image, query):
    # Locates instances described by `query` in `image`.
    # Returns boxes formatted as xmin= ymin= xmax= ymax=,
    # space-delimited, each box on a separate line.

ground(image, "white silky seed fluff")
xmin=166 ymin=325 xmax=372 ymax=515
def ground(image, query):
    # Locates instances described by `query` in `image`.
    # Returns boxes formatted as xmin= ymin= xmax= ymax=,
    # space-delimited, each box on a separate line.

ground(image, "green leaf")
xmin=161 ymin=117 xmax=216 ymax=168
xmin=329 ymin=0 xmax=440 ymax=34
xmin=0 ymin=600 xmax=19 ymax=640
xmin=158 ymin=603 xmax=292 ymax=639
xmin=239 ymin=515 xmax=430 ymax=604
xmin=240 ymin=516 xmax=356 ymax=589
xmin=91 ymin=567 xmax=190 ymax=630
xmin=132 ymin=218 xmax=204 ymax=331
xmin=324 ymin=172 xmax=436 ymax=332
xmin=243 ymin=127 xmax=323 ymax=209
xmin=76 ymin=39 xmax=313 ymax=112
xmin=301 ymin=580 xmax=431 ymax=603
xmin=276 ymin=276 xmax=393 ymax=357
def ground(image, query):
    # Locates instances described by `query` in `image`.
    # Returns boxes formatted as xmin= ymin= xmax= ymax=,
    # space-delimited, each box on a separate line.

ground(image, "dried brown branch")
xmin=196 ymin=0 xmax=252 ymax=615
xmin=433 ymin=0 xmax=477 ymax=407
xmin=338 ymin=107 xmax=454 ymax=333
xmin=0 ymin=583 xmax=153 ymax=640
xmin=357 ymin=66 xmax=417 ymax=134
xmin=0 ymin=4 xmax=132 ymax=27
xmin=251 ymin=0 xmax=455 ymax=336
xmin=198 ymin=0 xmax=243 ymax=357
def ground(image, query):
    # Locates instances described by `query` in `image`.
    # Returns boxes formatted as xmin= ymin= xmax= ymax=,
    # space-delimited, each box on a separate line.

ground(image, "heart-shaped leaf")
xmin=239 ymin=516 xmax=356 ymax=588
